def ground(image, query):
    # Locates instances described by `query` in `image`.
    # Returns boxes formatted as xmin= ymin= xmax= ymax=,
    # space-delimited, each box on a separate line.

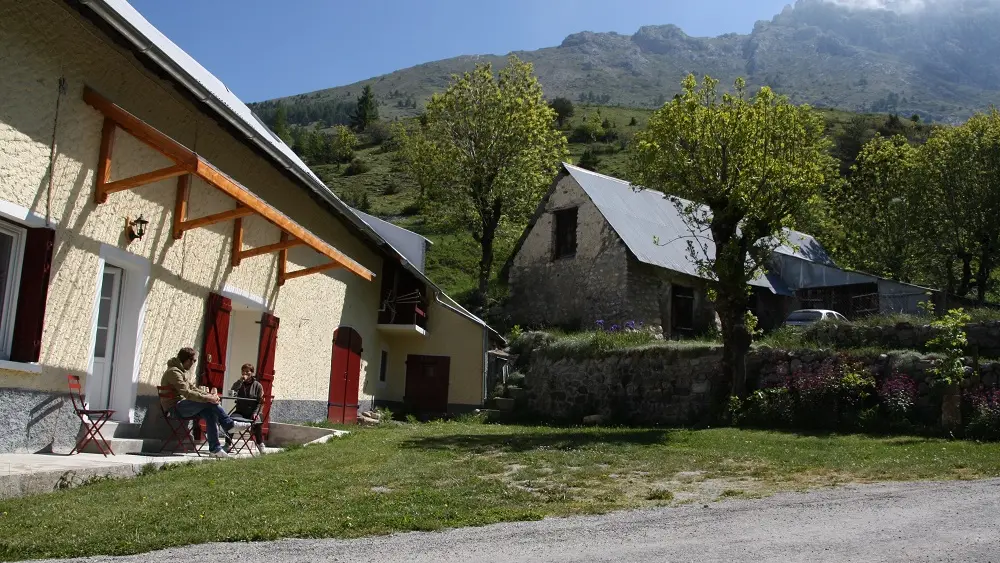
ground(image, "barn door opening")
xmin=328 ymin=327 xmax=362 ymax=424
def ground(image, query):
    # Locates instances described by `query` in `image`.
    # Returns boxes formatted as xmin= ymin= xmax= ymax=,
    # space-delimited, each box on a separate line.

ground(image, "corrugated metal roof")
xmin=354 ymin=210 xmax=431 ymax=274
xmin=564 ymin=163 xmax=833 ymax=295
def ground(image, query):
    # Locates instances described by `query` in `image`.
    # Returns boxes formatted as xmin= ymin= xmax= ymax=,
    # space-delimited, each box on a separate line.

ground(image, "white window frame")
xmin=0 ymin=221 xmax=26 ymax=361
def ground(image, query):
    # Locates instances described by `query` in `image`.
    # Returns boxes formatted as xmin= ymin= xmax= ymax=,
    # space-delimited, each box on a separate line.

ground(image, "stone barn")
xmin=502 ymin=163 xmax=931 ymax=336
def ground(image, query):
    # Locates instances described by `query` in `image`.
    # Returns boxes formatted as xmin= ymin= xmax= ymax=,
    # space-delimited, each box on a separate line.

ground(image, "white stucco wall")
xmin=0 ymin=0 xmax=386 ymax=413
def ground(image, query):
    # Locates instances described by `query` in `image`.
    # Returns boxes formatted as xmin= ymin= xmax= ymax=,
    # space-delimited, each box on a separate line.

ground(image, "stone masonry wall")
xmin=626 ymin=260 xmax=717 ymax=338
xmin=522 ymin=341 xmax=727 ymax=425
xmin=805 ymin=321 xmax=1000 ymax=358
xmin=507 ymin=174 xmax=630 ymax=330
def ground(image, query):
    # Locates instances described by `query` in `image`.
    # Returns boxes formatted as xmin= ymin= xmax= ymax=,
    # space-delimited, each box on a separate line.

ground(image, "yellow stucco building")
xmin=0 ymin=0 xmax=501 ymax=453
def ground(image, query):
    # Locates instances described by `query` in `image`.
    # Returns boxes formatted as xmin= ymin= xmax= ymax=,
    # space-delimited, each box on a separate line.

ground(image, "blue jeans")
xmin=174 ymin=399 xmax=235 ymax=453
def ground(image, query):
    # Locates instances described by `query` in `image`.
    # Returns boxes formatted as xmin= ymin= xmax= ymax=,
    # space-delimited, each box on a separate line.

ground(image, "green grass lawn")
xmin=6 ymin=423 xmax=999 ymax=560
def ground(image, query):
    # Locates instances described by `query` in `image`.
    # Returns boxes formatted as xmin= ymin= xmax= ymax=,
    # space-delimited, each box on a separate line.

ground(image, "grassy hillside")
xmin=307 ymin=105 xmax=932 ymax=311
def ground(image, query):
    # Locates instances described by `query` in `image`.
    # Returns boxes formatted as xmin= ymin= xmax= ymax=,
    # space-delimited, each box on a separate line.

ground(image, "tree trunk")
xmin=717 ymin=296 xmax=751 ymax=397
xmin=475 ymin=225 xmax=496 ymax=313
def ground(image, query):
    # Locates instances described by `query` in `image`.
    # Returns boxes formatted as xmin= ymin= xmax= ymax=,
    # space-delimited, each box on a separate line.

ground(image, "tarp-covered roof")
xmin=563 ymin=163 xmax=834 ymax=295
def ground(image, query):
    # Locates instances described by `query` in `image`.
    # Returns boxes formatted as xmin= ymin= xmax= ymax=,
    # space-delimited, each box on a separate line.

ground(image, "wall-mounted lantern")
xmin=126 ymin=214 xmax=149 ymax=242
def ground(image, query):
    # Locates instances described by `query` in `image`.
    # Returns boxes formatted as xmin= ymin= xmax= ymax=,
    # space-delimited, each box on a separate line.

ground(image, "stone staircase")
xmin=77 ymin=421 xmax=162 ymax=455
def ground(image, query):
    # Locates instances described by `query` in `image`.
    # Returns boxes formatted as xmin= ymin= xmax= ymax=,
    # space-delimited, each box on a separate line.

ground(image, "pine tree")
xmin=350 ymin=85 xmax=380 ymax=132
xmin=273 ymin=103 xmax=292 ymax=144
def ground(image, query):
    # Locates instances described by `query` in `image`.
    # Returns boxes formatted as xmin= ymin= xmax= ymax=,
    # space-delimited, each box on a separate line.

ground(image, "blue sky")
xmin=129 ymin=0 xmax=793 ymax=102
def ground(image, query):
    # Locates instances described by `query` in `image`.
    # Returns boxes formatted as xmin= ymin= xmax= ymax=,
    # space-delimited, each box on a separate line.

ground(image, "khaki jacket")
xmin=159 ymin=357 xmax=215 ymax=410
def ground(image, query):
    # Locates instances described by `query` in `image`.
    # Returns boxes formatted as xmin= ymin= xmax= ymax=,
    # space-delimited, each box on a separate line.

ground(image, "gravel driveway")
xmin=35 ymin=479 xmax=1000 ymax=563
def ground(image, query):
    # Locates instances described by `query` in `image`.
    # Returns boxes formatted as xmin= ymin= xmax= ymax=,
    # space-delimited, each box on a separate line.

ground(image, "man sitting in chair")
xmin=225 ymin=363 xmax=266 ymax=455
xmin=159 ymin=347 xmax=249 ymax=458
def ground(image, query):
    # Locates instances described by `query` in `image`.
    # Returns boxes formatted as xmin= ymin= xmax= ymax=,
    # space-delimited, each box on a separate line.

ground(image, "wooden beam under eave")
xmin=237 ymin=237 xmax=303 ymax=261
xmin=173 ymin=174 xmax=190 ymax=240
xmin=281 ymin=262 xmax=341 ymax=282
xmin=83 ymin=86 xmax=375 ymax=282
xmin=95 ymin=117 xmax=116 ymax=204
xmin=177 ymin=206 xmax=256 ymax=234
xmin=278 ymin=232 xmax=289 ymax=286
xmin=101 ymin=164 xmax=188 ymax=196
xmin=83 ymin=87 xmax=199 ymax=170
xmin=231 ymin=214 xmax=244 ymax=268
xmin=194 ymin=160 xmax=374 ymax=281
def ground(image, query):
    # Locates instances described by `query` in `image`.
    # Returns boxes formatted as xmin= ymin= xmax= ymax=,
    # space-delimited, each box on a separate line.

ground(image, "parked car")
xmin=783 ymin=309 xmax=847 ymax=327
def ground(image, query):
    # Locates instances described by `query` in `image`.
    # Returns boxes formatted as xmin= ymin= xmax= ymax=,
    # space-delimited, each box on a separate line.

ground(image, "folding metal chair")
xmin=67 ymin=375 xmax=115 ymax=456
xmin=156 ymin=386 xmax=205 ymax=456
xmin=228 ymin=395 xmax=269 ymax=455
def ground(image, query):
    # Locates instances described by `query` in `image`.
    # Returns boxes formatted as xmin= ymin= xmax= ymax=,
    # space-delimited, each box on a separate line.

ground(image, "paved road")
xmin=37 ymin=479 xmax=1000 ymax=563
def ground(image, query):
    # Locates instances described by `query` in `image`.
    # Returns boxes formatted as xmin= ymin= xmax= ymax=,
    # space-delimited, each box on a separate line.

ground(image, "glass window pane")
xmin=94 ymin=328 xmax=108 ymax=357
xmin=0 ymin=232 xmax=12 ymax=328
xmin=101 ymin=272 xmax=115 ymax=298
xmin=97 ymin=298 xmax=111 ymax=327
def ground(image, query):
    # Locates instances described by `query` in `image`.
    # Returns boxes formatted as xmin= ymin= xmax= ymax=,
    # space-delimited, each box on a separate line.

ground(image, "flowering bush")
xmin=878 ymin=373 xmax=917 ymax=422
xmin=966 ymin=388 xmax=1000 ymax=441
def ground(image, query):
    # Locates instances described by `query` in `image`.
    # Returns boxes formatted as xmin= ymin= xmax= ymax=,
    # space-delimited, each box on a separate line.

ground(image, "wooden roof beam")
xmin=237 ymin=237 xmax=304 ymax=262
xmin=177 ymin=206 xmax=256 ymax=234
xmin=101 ymin=164 xmax=188 ymax=196
xmin=280 ymin=262 xmax=340 ymax=285
xmin=83 ymin=86 xmax=374 ymax=282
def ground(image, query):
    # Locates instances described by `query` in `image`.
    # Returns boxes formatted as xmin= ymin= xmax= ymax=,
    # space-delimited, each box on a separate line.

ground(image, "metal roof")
xmin=354 ymin=210 xmax=432 ymax=274
xmin=73 ymin=0 xmax=501 ymax=337
xmin=563 ymin=163 xmax=835 ymax=295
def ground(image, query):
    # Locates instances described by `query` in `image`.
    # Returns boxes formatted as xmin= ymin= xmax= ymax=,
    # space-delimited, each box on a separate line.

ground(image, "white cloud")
xmin=821 ymin=0 xmax=957 ymax=12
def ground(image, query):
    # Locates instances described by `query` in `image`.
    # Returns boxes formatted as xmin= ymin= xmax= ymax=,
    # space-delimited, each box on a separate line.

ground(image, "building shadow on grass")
xmin=401 ymin=429 xmax=671 ymax=454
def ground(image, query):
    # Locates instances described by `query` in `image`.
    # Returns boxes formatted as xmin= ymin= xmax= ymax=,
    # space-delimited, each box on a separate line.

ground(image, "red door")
xmin=256 ymin=313 xmax=279 ymax=439
xmin=200 ymin=293 xmax=231 ymax=390
xmin=405 ymin=355 xmax=450 ymax=414
xmin=328 ymin=327 xmax=362 ymax=424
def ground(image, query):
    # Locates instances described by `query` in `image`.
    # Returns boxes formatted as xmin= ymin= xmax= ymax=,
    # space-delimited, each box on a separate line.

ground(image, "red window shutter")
xmin=200 ymin=293 xmax=231 ymax=390
xmin=11 ymin=227 xmax=55 ymax=363
xmin=256 ymin=313 xmax=279 ymax=438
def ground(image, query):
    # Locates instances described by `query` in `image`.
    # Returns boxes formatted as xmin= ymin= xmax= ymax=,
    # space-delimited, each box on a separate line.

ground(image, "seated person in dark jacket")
xmin=225 ymin=363 xmax=265 ymax=454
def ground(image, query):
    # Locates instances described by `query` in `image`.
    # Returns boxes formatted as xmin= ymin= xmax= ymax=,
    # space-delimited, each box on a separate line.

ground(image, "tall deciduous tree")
xmin=351 ymin=85 xmax=380 ymax=132
xmin=833 ymin=134 xmax=921 ymax=282
xmin=630 ymin=75 xmax=837 ymax=396
xmin=549 ymin=97 xmax=575 ymax=128
xmin=399 ymin=55 xmax=568 ymax=309
xmin=917 ymin=110 xmax=1000 ymax=301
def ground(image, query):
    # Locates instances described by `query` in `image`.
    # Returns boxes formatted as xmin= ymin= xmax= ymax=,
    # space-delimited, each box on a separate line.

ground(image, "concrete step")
xmin=80 ymin=437 xmax=162 ymax=455
xmin=109 ymin=422 xmax=142 ymax=439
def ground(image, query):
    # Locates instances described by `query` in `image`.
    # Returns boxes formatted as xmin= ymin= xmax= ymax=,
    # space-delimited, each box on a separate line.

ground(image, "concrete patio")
xmin=0 ymin=422 xmax=347 ymax=500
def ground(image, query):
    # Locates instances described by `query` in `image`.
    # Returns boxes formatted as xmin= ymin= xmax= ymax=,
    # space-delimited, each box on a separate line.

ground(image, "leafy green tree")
xmin=326 ymin=125 xmax=358 ymax=163
xmin=306 ymin=127 xmax=326 ymax=164
xmin=916 ymin=110 xmax=1000 ymax=301
xmin=835 ymin=115 xmax=872 ymax=176
xmin=630 ymin=75 xmax=837 ymax=396
xmin=351 ymin=85 xmax=380 ymax=131
xmin=399 ymin=55 xmax=567 ymax=309
xmin=577 ymin=146 xmax=601 ymax=171
xmin=833 ymin=134 xmax=921 ymax=282
xmin=272 ymin=103 xmax=292 ymax=144
xmin=549 ymin=97 xmax=575 ymax=128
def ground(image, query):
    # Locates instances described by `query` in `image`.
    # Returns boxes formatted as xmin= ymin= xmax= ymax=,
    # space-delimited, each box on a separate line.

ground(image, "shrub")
xmin=629 ymin=116 xmax=638 ymax=126
xmin=927 ymin=307 xmax=971 ymax=386
xmin=382 ymin=181 xmax=401 ymax=196
xmin=507 ymin=371 xmax=526 ymax=388
xmin=400 ymin=202 xmax=421 ymax=216
xmin=365 ymin=120 xmax=393 ymax=145
xmin=878 ymin=372 xmax=917 ymax=422
xmin=733 ymin=387 xmax=795 ymax=428
xmin=344 ymin=158 xmax=371 ymax=176
xmin=967 ymin=388 xmax=1000 ymax=440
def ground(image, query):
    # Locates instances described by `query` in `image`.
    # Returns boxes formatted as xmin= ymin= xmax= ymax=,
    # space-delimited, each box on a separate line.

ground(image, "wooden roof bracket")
xmin=83 ymin=86 xmax=374 ymax=282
